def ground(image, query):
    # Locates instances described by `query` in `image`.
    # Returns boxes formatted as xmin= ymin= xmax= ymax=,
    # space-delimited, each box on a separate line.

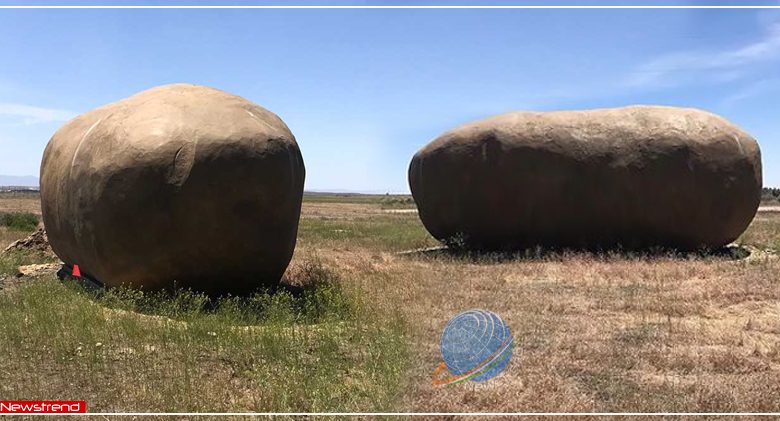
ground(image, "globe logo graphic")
xmin=432 ymin=309 xmax=513 ymax=386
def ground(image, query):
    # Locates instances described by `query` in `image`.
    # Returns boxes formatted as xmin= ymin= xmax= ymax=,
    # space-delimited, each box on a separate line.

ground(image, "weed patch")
xmin=0 ymin=212 xmax=39 ymax=231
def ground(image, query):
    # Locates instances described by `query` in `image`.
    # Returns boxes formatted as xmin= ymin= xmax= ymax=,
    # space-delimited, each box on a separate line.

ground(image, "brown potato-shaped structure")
xmin=41 ymin=84 xmax=305 ymax=295
xmin=409 ymin=106 xmax=762 ymax=250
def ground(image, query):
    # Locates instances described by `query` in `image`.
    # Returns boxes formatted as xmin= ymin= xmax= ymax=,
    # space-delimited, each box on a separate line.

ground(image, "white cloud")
xmin=721 ymin=77 xmax=780 ymax=107
xmin=0 ymin=102 xmax=77 ymax=125
xmin=624 ymin=18 xmax=780 ymax=89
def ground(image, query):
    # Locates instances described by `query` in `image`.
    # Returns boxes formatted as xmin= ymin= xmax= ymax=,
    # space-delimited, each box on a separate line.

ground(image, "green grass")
xmin=0 ymin=250 xmax=57 ymax=276
xmin=739 ymin=214 xmax=780 ymax=251
xmin=0 ymin=212 xmax=39 ymax=231
xmin=298 ymin=215 xmax=437 ymax=251
xmin=0 ymin=256 xmax=409 ymax=413
xmin=378 ymin=196 xmax=416 ymax=209
xmin=303 ymin=192 xmax=413 ymax=206
xmin=5 ymin=203 xmax=775 ymax=414
xmin=0 ymin=191 xmax=40 ymax=200
xmin=303 ymin=193 xmax=387 ymax=204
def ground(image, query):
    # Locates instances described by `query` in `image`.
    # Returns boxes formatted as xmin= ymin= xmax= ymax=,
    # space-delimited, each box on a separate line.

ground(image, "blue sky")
xmin=1 ymin=3 xmax=779 ymax=192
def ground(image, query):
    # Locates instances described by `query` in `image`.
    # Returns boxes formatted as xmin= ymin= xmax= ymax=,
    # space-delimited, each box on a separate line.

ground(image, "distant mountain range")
xmin=0 ymin=175 xmax=39 ymax=187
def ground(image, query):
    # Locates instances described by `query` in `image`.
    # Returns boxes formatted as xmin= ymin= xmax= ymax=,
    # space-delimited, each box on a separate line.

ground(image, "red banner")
xmin=0 ymin=401 xmax=86 ymax=414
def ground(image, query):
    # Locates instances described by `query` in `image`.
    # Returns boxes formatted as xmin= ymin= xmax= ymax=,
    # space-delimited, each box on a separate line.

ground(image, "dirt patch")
xmin=2 ymin=227 xmax=56 ymax=258
xmin=302 ymin=202 xmax=389 ymax=220
xmin=0 ymin=263 xmax=61 ymax=294
xmin=16 ymin=263 xmax=60 ymax=278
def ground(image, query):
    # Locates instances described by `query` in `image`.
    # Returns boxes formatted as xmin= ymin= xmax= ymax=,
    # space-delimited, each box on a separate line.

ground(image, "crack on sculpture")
xmin=168 ymin=141 xmax=196 ymax=187
xmin=70 ymin=117 xmax=103 ymax=175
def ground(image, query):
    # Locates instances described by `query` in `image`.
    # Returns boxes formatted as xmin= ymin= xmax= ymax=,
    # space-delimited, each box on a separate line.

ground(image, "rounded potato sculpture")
xmin=409 ymin=106 xmax=762 ymax=251
xmin=41 ymin=84 xmax=305 ymax=295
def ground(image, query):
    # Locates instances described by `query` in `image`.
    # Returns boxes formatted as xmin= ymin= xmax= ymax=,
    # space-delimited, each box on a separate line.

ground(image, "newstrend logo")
xmin=432 ymin=309 xmax=514 ymax=386
xmin=0 ymin=400 xmax=86 ymax=414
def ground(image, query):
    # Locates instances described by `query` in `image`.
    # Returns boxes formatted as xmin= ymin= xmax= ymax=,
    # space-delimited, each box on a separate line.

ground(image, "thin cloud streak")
xmin=0 ymin=102 xmax=77 ymax=124
xmin=624 ymin=19 xmax=780 ymax=89
xmin=721 ymin=77 xmax=780 ymax=107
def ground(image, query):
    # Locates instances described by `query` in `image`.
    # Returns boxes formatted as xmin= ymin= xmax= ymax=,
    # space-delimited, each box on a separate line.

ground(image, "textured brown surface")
xmin=409 ymin=106 xmax=762 ymax=250
xmin=40 ymin=84 xmax=305 ymax=294
xmin=2 ymin=226 xmax=55 ymax=257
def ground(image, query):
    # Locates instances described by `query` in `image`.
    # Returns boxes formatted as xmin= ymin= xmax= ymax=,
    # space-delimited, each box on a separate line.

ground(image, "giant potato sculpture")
xmin=41 ymin=84 xmax=305 ymax=295
xmin=409 ymin=106 xmax=762 ymax=251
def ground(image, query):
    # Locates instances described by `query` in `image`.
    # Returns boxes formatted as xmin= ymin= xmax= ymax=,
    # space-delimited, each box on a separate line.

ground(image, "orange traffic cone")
xmin=72 ymin=264 xmax=81 ymax=277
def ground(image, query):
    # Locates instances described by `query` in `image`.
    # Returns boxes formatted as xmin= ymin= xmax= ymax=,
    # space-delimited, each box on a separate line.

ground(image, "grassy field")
xmin=1 ymin=194 xmax=779 ymax=414
xmin=0 ymin=191 xmax=41 ymax=215
xmin=0 ymin=256 xmax=407 ymax=413
xmin=303 ymin=192 xmax=415 ymax=209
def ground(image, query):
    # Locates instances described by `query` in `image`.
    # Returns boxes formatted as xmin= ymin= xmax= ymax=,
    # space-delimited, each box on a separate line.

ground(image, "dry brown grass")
xmin=301 ymin=196 xmax=415 ymax=220
xmin=0 ymin=226 xmax=31 ymax=249
xmin=0 ymin=192 xmax=42 ymax=249
xmin=324 ymin=252 xmax=780 ymax=412
xmin=3 ymin=192 xmax=780 ymax=414
xmin=0 ymin=192 xmax=41 ymax=215
xmin=740 ymin=209 xmax=780 ymax=251
xmin=294 ymin=209 xmax=780 ymax=414
xmin=302 ymin=201 xmax=387 ymax=220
